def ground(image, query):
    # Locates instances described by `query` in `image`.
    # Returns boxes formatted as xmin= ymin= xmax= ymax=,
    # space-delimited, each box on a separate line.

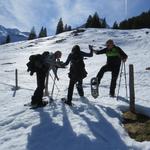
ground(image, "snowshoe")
xmin=24 ymin=101 xmax=48 ymax=109
xmin=91 ymin=77 xmax=99 ymax=98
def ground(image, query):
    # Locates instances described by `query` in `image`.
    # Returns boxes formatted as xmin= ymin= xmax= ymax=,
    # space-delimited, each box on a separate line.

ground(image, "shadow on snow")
xmin=27 ymin=97 xmax=131 ymax=150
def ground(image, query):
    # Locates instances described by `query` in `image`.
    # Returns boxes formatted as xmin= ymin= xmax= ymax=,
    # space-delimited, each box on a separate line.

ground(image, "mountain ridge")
xmin=0 ymin=25 xmax=29 ymax=44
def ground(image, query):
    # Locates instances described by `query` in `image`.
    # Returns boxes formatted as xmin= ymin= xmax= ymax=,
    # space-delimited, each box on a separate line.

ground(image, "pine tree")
xmin=101 ymin=18 xmax=107 ymax=28
xmin=92 ymin=12 xmax=101 ymax=28
xmin=64 ymin=24 xmax=68 ymax=31
xmin=5 ymin=35 xmax=11 ymax=43
xmin=38 ymin=27 xmax=47 ymax=38
xmin=119 ymin=20 xmax=128 ymax=29
xmin=67 ymin=25 xmax=72 ymax=31
xmin=28 ymin=27 xmax=37 ymax=40
xmin=85 ymin=15 xmax=93 ymax=28
xmin=43 ymin=28 xmax=47 ymax=37
xmin=113 ymin=21 xmax=119 ymax=29
xmin=56 ymin=18 xmax=64 ymax=34
xmin=64 ymin=24 xmax=72 ymax=32
xmin=38 ymin=26 xmax=44 ymax=38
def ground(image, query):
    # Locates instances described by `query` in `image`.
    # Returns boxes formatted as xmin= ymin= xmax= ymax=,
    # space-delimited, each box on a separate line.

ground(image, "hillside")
xmin=0 ymin=28 xmax=150 ymax=150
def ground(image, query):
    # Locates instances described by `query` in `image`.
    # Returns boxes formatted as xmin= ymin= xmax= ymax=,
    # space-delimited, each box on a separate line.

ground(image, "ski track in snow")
xmin=0 ymin=28 xmax=150 ymax=150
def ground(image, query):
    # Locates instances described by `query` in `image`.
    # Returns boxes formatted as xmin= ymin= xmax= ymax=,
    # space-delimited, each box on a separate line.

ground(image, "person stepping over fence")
xmin=89 ymin=39 xmax=128 ymax=97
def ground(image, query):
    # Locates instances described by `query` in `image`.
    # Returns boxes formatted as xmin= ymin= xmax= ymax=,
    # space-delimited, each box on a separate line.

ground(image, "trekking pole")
xmin=117 ymin=62 xmax=123 ymax=100
xmin=44 ymin=71 xmax=50 ymax=96
xmin=50 ymin=76 xmax=56 ymax=101
xmin=123 ymin=62 xmax=128 ymax=99
xmin=49 ymin=72 xmax=60 ymax=92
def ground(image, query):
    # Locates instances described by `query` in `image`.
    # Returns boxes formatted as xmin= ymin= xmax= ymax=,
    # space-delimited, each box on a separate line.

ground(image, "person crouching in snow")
xmin=62 ymin=45 xmax=93 ymax=106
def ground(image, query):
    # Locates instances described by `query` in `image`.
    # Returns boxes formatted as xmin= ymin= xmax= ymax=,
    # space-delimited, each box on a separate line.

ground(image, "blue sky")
xmin=0 ymin=0 xmax=149 ymax=35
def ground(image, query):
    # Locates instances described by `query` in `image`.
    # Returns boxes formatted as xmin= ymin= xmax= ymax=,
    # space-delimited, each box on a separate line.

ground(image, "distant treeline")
xmin=113 ymin=10 xmax=150 ymax=29
xmin=56 ymin=12 xmax=107 ymax=35
xmin=56 ymin=10 xmax=150 ymax=35
xmin=28 ymin=26 xmax=47 ymax=40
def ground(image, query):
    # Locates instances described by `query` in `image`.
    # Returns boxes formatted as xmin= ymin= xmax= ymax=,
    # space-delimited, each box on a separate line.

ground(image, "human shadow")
xmin=70 ymin=97 xmax=131 ymax=150
xmin=27 ymin=102 xmax=107 ymax=150
xmin=26 ymin=107 xmax=63 ymax=150
xmin=60 ymin=104 xmax=99 ymax=150
xmin=60 ymin=104 xmax=127 ymax=150
xmin=117 ymin=96 xmax=129 ymax=104
xmin=26 ymin=94 xmax=137 ymax=150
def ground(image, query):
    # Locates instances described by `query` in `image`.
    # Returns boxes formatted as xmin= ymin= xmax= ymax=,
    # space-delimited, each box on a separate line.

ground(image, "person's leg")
xmin=31 ymin=71 xmax=46 ymax=105
xmin=110 ymin=66 xmax=120 ymax=97
xmin=76 ymin=79 xmax=84 ymax=97
xmin=67 ymin=79 xmax=76 ymax=104
xmin=96 ymin=65 xmax=111 ymax=84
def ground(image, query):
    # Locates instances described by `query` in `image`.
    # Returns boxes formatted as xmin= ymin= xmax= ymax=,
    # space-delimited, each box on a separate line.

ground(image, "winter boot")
xmin=64 ymin=100 xmax=72 ymax=106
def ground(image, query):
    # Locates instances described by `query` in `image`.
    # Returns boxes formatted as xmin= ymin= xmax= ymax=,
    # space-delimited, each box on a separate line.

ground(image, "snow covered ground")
xmin=0 ymin=28 xmax=150 ymax=150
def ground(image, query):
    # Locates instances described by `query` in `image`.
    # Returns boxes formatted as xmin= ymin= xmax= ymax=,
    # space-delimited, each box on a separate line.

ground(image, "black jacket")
xmin=96 ymin=46 xmax=128 ymax=67
xmin=64 ymin=50 xmax=93 ymax=81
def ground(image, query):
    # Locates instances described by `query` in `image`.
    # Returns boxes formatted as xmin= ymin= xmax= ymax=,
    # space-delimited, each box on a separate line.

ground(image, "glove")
xmin=89 ymin=45 xmax=93 ymax=50
xmin=58 ymin=61 xmax=66 ymax=68
xmin=93 ymin=50 xmax=98 ymax=54
xmin=55 ymin=61 xmax=63 ymax=68
xmin=122 ymin=58 xmax=127 ymax=62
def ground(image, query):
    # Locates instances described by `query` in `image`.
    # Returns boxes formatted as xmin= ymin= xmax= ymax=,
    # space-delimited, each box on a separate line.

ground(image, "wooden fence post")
xmin=15 ymin=69 xmax=19 ymax=90
xmin=129 ymin=64 xmax=135 ymax=113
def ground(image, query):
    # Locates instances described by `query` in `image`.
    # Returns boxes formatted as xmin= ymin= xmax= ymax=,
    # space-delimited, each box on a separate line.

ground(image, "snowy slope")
xmin=0 ymin=25 xmax=28 ymax=44
xmin=0 ymin=28 xmax=150 ymax=150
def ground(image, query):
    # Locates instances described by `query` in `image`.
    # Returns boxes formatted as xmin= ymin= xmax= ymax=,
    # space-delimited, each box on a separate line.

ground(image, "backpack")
xmin=26 ymin=54 xmax=43 ymax=75
xmin=69 ymin=52 xmax=87 ymax=80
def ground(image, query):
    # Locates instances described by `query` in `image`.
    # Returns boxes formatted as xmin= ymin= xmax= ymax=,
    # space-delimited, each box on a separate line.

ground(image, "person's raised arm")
xmin=62 ymin=53 xmax=72 ymax=66
xmin=89 ymin=45 xmax=106 ymax=55
xmin=80 ymin=47 xmax=93 ymax=57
